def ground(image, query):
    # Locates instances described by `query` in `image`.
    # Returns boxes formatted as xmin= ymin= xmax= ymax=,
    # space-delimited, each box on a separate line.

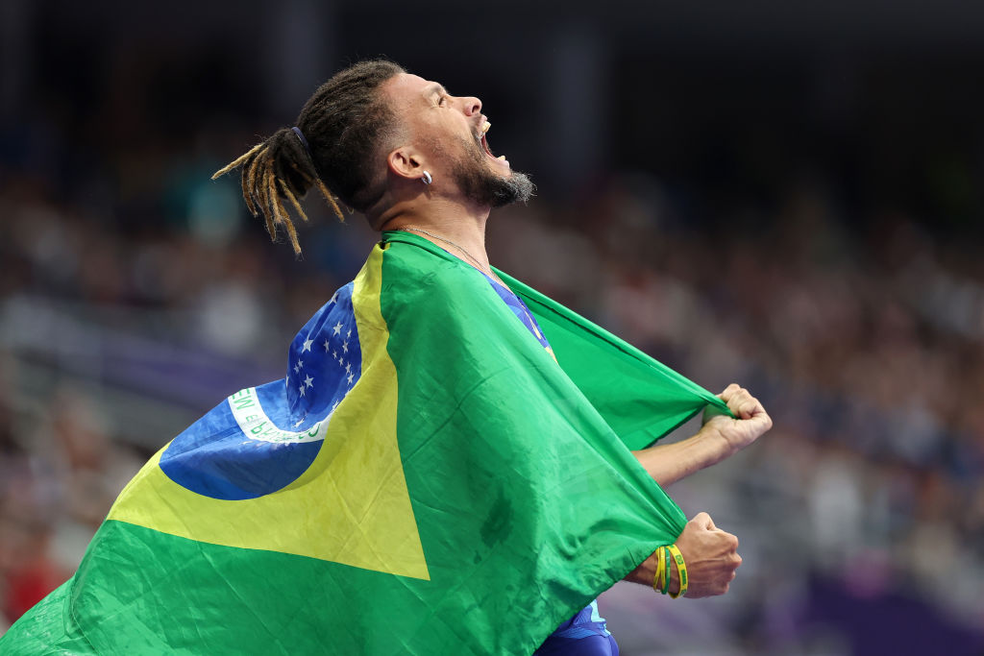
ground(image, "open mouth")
xmin=479 ymin=120 xmax=508 ymax=165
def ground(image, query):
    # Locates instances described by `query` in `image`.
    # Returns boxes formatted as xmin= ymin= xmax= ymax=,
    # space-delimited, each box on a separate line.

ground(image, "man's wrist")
xmin=692 ymin=425 xmax=735 ymax=467
xmin=624 ymin=549 xmax=680 ymax=596
xmin=625 ymin=553 xmax=657 ymax=586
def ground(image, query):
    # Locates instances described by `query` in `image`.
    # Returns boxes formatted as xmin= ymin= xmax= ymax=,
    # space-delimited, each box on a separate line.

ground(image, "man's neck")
xmin=376 ymin=197 xmax=493 ymax=270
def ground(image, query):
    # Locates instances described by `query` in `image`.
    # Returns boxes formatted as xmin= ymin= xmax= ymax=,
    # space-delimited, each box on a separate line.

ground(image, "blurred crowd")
xmin=2 ymin=129 xmax=984 ymax=654
xmin=488 ymin=180 xmax=984 ymax=653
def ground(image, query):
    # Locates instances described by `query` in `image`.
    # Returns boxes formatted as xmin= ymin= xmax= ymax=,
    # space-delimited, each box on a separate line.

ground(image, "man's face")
xmin=383 ymin=73 xmax=533 ymax=207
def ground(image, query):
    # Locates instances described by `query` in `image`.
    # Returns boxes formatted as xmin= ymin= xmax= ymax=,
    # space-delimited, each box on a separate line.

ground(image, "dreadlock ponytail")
xmin=211 ymin=127 xmax=329 ymax=255
xmin=212 ymin=59 xmax=405 ymax=255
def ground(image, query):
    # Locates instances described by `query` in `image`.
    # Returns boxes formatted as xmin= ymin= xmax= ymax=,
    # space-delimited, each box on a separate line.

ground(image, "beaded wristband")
xmin=666 ymin=543 xmax=688 ymax=598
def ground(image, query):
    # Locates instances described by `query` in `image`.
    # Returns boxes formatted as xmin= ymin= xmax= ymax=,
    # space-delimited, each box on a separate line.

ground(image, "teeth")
xmin=482 ymin=121 xmax=491 ymax=134
xmin=497 ymin=155 xmax=506 ymax=160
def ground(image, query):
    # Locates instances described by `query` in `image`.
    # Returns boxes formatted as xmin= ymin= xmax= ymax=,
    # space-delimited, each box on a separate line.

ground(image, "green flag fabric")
xmin=1 ymin=232 xmax=728 ymax=655
xmin=496 ymin=268 xmax=727 ymax=450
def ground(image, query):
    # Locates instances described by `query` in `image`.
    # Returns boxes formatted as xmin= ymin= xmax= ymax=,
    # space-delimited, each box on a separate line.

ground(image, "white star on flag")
xmin=304 ymin=375 xmax=314 ymax=388
xmin=332 ymin=350 xmax=337 ymax=360
xmin=294 ymin=418 xmax=304 ymax=428
xmin=293 ymin=363 xmax=300 ymax=374
xmin=332 ymin=321 xmax=343 ymax=335
xmin=323 ymin=339 xmax=331 ymax=352
xmin=299 ymin=386 xmax=306 ymax=397
xmin=302 ymin=337 xmax=313 ymax=352
xmin=346 ymin=328 xmax=352 ymax=338
xmin=345 ymin=363 xmax=351 ymax=374
xmin=342 ymin=341 xmax=349 ymax=353
xmin=347 ymin=373 xmax=354 ymax=384
xmin=339 ymin=358 xmax=345 ymax=368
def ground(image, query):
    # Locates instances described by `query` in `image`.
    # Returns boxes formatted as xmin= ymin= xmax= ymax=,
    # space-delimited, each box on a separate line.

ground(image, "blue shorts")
xmin=534 ymin=600 xmax=619 ymax=656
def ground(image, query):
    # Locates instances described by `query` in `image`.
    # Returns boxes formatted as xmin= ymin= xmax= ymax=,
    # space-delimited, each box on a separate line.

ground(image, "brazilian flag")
xmin=1 ymin=232 xmax=728 ymax=655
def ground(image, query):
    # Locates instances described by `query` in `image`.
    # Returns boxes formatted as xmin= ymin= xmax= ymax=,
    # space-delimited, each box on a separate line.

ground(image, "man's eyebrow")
xmin=424 ymin=83 xmax=448 ymax=99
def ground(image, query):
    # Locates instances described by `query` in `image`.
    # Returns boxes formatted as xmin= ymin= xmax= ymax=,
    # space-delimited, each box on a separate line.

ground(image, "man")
xmin=362 ymin=63 xmax=770 ymax=656
xmin=1 ymin=60 xmax=770 ymax=655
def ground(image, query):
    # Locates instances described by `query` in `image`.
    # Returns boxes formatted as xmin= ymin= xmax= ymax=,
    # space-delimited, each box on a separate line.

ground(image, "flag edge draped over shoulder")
xmin=384 ymin=230 xmax=732 ymax=452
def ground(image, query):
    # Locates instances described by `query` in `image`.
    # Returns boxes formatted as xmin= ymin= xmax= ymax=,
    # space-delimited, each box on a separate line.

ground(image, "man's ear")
xmin=387 ymin=146 xmax=426 ymax=182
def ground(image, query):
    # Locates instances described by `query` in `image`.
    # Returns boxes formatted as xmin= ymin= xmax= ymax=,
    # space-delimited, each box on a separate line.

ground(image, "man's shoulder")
xmin=373 ymin=240 xmax=503 ymax=328
xmin=380 ymin=239 xmax=486 ymax=299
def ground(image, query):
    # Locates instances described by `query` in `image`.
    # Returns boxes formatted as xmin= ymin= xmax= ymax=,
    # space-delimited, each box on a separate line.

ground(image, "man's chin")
xmin=488 ymin=169 xmax=535 ymax=208
xmin=451 ymin=149 xmax=535 ymax=208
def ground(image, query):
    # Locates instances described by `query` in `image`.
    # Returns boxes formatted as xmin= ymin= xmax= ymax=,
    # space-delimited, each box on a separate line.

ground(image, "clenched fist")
xmin=625 ymin=512 xmax=742 ymax=597
xmin=701 ymin=384 xmax=773 ymax=456
xmin=674 ymin=512 xmax=742 ymax=597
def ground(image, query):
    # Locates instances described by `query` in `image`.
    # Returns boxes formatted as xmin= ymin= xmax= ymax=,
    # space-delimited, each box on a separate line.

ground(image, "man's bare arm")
xmin=632 ymin=384 xmax=772 ymax=487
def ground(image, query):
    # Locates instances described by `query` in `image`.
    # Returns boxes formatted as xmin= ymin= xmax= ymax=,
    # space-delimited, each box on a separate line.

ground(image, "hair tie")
xmin=291 ymin=126 xmax=312 ymax=158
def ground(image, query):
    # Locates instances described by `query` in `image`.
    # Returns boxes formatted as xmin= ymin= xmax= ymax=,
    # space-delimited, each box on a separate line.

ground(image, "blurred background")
xmin=1 ymin=1 xmax=983 ymax=654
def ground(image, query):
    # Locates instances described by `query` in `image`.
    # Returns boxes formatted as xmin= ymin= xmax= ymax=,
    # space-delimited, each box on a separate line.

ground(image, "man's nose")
xmin=461 ymin=96 xmax=482 ymax=116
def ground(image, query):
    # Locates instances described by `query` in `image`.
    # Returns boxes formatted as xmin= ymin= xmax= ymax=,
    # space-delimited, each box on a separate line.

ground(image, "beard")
xmin=447 ymin=136 xmax=535 ymax=208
